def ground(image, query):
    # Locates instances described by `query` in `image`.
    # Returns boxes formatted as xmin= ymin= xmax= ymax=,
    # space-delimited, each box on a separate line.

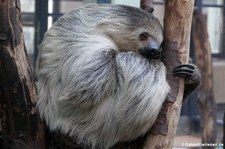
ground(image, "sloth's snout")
xmin=138 ymin=40 xmax=162 ymax=60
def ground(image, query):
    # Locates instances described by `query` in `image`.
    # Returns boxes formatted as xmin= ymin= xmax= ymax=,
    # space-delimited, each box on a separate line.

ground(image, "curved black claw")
xmin=173 ymin=64 xmax=195 ymax=77
xmin=173 ymin=64 xmax=201 ymax=99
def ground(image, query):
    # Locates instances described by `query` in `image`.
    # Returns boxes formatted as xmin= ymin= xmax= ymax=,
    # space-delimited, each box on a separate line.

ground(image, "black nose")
xmin=138 ymin=44 xmax=162 ymax=59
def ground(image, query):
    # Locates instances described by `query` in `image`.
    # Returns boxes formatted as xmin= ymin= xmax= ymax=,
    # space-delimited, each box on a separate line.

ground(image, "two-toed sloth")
xmin=36 ymin=4 xmax=200 ymax=149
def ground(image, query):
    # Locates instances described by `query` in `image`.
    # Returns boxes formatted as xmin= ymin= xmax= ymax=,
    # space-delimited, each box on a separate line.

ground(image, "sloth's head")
xmin=96 ymin=5 xmax=163 ymax=59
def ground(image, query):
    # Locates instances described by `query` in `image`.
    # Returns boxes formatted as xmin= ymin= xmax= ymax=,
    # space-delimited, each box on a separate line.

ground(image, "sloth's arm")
xmin=59 ymin=50 xmax=168 ymax=109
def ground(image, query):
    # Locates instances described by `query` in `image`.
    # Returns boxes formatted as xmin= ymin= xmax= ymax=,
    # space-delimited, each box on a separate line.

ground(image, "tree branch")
xmin=145 ymin=0 xmax=195 ymax=148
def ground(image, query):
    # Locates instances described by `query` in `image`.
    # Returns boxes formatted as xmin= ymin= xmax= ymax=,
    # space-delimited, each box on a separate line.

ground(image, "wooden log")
xmin=192 ymin=9 xmax=217 ymax=146
xmin=0 ymin=0 xmax=46 ymax=148
xmin=144 ymin=0 xmax=194 ymax=148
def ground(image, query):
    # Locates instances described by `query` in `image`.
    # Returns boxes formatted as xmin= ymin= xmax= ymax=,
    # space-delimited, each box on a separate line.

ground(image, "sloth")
xmin=36 ymin=4 xmax=200 ymax=149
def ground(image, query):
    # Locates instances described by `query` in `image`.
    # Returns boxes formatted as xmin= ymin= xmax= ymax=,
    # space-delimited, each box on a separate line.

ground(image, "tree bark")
xmin=192 ymin=9 xmax=217 ymax=146
xmin=144 ymin=0 xmax=194 ymax=148
xmin=0 ymin=0 xmax=46 ymax=148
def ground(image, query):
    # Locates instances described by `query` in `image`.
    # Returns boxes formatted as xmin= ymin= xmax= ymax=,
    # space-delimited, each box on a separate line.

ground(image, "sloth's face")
xmin=137 ymin=32 xmax=162 ymax=60
xmin=110 ymin=28 xmax=163 ymax=60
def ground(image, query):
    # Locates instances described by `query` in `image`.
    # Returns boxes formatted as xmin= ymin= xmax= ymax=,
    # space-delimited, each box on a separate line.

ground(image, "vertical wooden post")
xmin=192 ymin=10 xmax=217 ymax=146
xmin=144 ymin=0 xmax=195 ymax=148
xmin=0 ymin=0 xmax=46 ymax=148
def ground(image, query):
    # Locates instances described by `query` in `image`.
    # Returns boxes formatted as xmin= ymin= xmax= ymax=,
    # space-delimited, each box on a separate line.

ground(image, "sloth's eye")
xmin=139 ymin=32 xmax=149 ymax=41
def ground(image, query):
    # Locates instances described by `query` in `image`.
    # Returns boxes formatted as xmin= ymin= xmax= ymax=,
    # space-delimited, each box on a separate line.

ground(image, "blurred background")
xmin=20 ymin=0 xmax=224 ymax=148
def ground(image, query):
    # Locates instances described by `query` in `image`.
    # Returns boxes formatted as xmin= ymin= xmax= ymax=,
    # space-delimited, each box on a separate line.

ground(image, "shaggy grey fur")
xmin=36 ymin=4 xmax=170 ymax=149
